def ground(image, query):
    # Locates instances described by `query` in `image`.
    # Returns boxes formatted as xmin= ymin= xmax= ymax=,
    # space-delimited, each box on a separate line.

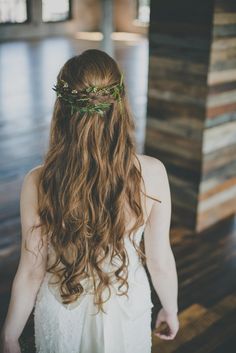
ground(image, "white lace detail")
xmin=34 ymin=224 xmax=153 ymax=353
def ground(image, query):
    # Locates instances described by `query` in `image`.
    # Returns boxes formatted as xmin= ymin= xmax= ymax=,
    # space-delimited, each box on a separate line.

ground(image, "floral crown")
xmin=52 ymin=74 xmax=124 ymax=116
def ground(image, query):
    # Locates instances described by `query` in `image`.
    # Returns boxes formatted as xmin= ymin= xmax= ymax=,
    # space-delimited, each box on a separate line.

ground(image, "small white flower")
xmin=72 ymin=89 xmax=78 ymax=94
xmin=63 ymin=82 xmax=69 ymax=88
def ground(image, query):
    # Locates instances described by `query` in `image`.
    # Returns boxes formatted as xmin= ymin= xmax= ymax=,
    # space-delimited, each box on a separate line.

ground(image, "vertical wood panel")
xmin=146 ymin=0 xmax=236 ymax=232
xmin=198 ymin=0 xmax=236 ymax=231
xmin=145 ymin=0 xmax=214 ymax=230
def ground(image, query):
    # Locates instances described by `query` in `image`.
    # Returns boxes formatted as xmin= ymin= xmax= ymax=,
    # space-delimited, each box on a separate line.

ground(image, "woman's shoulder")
xmin=26 ymin=164 xmax=43 ymax=177
xmin=20 ymin=165 xmax=44 ymax=223
xmin=135 ymin=153 xmax=168 ymax=198
xmin=22 ymin=164 xmax=44 ymax=189
xmin=136 ymin=153 xmax=166 ymax=174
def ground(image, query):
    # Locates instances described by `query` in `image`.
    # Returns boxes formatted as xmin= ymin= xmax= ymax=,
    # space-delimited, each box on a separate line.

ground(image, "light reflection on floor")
xmin=0 ymin=36 xmax=148 ymax=155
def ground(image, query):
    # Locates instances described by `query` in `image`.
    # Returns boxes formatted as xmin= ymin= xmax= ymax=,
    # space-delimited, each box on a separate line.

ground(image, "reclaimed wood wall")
xmin=145 ymin=0 xmax=236 ymax=232
xmin=198 ymin=0 xmax=236 ymax=231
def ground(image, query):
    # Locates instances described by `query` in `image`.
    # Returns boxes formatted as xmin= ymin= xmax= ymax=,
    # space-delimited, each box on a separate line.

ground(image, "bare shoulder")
xmin=23 ymin=164 xmax=43 ymax=187
xmin=136 ymin=154 xmax=164 ymax=168
xmin=20 ymin=165 xmax=44 ymax=209
xmin=19 ymin=165 xmax=44 ymax=227
xmin=136 ymin=153 xmax=167 ymax=182
xmin=135 ymin=154 xmax=169 ymax=203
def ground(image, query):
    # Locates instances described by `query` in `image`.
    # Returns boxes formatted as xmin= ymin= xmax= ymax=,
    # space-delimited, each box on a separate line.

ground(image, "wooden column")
xmin=145 ymin=0 xmax=236 ymax=232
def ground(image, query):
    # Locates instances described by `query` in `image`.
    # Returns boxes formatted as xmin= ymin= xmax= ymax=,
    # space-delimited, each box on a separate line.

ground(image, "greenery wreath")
xmin=52 ymin=73 xmax=124 ymax=116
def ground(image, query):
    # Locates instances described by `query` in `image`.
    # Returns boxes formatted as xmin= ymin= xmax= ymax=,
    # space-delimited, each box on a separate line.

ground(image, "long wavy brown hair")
xmin=29 ymin=49 xmax=161 ymax=314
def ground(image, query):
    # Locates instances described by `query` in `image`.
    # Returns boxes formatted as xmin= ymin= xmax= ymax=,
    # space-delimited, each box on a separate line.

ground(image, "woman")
xmin=1 ymin=49 xmax=179 ymax=353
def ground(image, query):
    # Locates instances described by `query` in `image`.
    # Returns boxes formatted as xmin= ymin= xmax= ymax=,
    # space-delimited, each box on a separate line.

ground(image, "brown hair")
xmin=29 ymin=49 xmax=161 ymax=314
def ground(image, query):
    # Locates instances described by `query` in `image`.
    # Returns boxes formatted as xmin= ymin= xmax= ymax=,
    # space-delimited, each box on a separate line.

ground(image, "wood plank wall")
xmin=145 ymin=0 xmax=236 ymax=232
xmin=198 ymin=0 xmax=236 ymax=231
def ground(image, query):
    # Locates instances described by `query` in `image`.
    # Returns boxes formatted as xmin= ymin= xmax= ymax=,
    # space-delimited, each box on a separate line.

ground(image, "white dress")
xmin=34 ymin=224 xmax=154 ymax=353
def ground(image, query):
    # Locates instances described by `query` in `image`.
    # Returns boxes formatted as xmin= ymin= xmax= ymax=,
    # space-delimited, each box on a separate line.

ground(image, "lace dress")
xmin=33 ymin=224 xmax=154 ymax=353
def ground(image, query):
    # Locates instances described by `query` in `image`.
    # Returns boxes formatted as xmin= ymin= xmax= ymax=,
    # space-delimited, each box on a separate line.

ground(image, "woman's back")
xmin=33 ymin=154 xmax=159 ymax=268
xmin=32 ymin=152 xmax=160 ymax=271
xmin=33 ymin=153 xmax=160 ymax=353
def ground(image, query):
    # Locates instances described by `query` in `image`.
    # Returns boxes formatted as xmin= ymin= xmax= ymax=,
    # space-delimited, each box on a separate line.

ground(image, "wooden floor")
xmin=150 ymin=216 xmax=236 ymax=353
xmin=0 ymin=36 xmax=236 ymax=353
